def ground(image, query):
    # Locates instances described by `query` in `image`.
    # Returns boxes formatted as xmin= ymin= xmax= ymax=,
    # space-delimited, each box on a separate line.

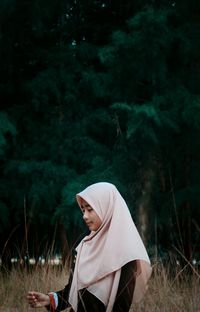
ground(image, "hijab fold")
xmin=68 ymin=182 xmax=151 ymax=312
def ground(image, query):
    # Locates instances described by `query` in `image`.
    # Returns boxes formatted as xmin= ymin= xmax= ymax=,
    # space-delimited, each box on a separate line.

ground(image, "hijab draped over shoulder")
xmin=68 ymin=182 xmax=151 ymax=312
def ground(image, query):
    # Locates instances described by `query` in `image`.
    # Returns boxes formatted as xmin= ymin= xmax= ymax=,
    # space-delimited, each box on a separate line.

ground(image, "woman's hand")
xmin=27 ymin=291 xmax=50 ymax=308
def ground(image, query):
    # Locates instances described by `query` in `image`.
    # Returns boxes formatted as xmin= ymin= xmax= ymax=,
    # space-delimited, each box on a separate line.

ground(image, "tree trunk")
xmin=58 ymin=222 xmax=70 ymax=267
xmin=137 ymin=170 xmax=153 ymax=247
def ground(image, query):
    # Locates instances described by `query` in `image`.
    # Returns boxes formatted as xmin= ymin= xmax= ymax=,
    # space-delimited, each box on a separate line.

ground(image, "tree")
xmin=0 ymin=0 xmax=199 ymax=266
xmin=99 ymin=5 xmax=200 ymax=262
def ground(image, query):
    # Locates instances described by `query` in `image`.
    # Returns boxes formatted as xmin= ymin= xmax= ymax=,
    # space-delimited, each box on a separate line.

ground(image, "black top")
xmin=50 ymin=260 xmax=136 ymax=312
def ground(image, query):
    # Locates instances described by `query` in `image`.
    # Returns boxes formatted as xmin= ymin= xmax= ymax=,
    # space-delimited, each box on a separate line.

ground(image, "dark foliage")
xmin=0 ymin=0 xmax=199 ymax=265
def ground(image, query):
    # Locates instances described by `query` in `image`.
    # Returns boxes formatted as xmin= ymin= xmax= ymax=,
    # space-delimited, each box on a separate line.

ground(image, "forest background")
xmin=0 ymin=0 xmax=200 ymax=269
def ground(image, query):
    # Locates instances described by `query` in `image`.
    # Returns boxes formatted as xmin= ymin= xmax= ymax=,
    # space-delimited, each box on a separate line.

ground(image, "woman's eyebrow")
xmin=80 ymin=204 xmax=90 ymax=208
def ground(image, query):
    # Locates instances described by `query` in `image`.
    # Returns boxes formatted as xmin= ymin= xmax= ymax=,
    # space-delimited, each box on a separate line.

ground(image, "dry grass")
xmin=0 ymin=262 xmax=199 ymax=312
xmin=0 ymin=265 xmax=69 ymax=312
xmin=131 ymin=262 xmax=200 ymax=312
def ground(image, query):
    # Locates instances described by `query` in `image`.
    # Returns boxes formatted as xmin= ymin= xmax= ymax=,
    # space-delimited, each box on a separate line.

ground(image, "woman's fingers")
xmin=27 ymin=291 xmax=42 ymax=307
xmin=27 ymin=291 xmax=50 ymax=308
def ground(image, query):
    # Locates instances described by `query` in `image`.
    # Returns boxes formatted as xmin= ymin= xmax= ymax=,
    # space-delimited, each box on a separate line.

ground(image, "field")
xmin=0 ymin=261 xmax=199 ymax=312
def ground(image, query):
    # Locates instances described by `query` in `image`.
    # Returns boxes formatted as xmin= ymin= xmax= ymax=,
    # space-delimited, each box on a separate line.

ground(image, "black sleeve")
xmin=113 ymin=260 xmax=137 ymax=312
xmin=46 ymin=266 xmax=73 ymax=312
xmin=54 ymin=266 xmax=73 ymax=312
xmin=54 ymin=249 xmax=80 ymax=312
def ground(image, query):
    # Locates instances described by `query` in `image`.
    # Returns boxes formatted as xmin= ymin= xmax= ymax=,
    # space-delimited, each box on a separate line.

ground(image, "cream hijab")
xmin=68 ymin=182 xmax=151 ymax=311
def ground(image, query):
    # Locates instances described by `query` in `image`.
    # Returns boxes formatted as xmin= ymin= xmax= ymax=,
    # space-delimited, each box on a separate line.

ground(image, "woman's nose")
xmin=83 ymin=211 xmax=88 ymax=220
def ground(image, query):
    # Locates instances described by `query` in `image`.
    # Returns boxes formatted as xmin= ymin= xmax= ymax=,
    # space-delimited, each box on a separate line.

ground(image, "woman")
xmin=27 ymin=182 xmax=151 ymax=311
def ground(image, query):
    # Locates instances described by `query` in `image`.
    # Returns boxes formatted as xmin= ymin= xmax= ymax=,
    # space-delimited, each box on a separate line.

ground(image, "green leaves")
xmin=0 ymin=0 xmax=200 ymax=261
xmin=0 ymin=112 xmax=16 ymax=156
xmin=112 ymin=96 xmax=179 ymax=144
xmin=0 ymin=202 xmax=9 ymax=229
xmin=182 ymin=96 xmax=200 ymax=130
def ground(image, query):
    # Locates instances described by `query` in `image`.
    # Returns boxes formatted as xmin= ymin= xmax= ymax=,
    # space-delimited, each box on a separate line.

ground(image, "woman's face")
xmin=80 ymin=198 xmax=102 ymax=231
